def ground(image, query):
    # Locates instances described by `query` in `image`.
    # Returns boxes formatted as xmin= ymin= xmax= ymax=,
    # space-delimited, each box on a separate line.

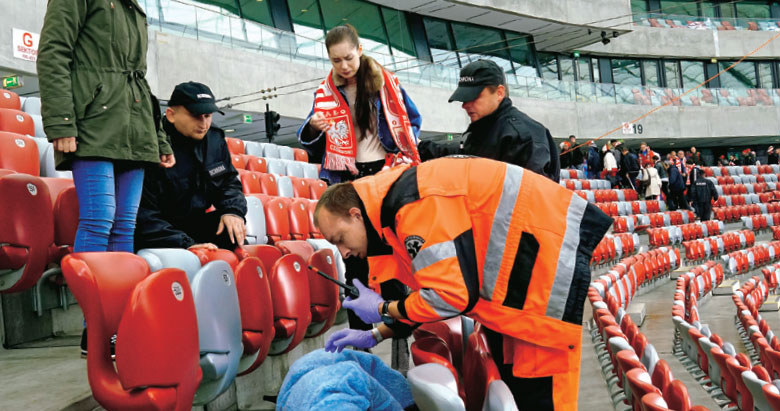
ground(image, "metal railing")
xmin=634 ymin=12 xmax=780 ymax=31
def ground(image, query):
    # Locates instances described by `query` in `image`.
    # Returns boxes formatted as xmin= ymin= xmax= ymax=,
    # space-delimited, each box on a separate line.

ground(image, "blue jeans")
xmin=72 ymin=159 xmax=144 ymax=253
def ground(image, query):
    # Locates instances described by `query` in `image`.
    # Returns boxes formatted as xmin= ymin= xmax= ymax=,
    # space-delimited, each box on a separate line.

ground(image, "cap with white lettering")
xmin=448 ymin=59 xmax=506 ymax=103
xmin=169 ymin=81 xmax=225 ymax=115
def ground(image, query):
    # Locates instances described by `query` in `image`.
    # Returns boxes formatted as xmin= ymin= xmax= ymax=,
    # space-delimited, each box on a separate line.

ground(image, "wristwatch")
xmin=380 ymin=300 xmax=395 ymax=325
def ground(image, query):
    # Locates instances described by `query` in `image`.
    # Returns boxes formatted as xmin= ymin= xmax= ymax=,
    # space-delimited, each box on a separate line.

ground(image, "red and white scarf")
xmin=313 ymin=65 xmax=420 ymax=174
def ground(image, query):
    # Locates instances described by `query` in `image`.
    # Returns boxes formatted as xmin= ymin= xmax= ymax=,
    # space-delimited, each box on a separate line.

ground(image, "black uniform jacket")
xmin=135 ymin=118 xmax=247 ymax=249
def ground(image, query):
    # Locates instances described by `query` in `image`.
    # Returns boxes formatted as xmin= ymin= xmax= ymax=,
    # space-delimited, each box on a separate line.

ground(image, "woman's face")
xmin=328 ymin=41 xmax=362 ymax=81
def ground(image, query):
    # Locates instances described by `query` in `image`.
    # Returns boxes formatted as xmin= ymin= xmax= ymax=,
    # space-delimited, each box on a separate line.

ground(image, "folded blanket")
xmin=276 ymin=348 xmax=414 ymax=411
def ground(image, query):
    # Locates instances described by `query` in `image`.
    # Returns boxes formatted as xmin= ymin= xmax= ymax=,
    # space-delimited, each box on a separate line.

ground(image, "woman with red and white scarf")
xmin=297 ymin=24 xmax=422 ymax=363
xmin=298 ymin=24 xmax=422 ymax=185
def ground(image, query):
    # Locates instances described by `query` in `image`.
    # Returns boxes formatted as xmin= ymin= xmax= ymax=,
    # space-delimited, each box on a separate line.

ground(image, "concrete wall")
xmin=448 ymin=0 xmax=632 ymax=28
xmin=0 ymin=0 xmax=47 ymax=77
xmin=583 ymin=25 xmax=780 ymax=59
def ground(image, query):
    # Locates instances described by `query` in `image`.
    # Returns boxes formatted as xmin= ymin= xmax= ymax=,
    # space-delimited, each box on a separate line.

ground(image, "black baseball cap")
xmin=168 ymin=81 xmax=224 ymax=115
xmin=448 ymin=59 xmax=506 ymax=103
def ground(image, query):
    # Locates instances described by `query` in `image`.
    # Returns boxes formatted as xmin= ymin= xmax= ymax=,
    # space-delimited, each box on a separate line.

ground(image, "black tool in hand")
xmin=308 ymin=265 xmax=360 ymax=299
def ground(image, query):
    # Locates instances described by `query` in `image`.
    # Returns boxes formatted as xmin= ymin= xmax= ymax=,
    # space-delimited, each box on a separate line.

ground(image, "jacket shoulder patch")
xmin=405 ymin=235 xmax=425 ymax=259
xmin=208 ymin=163 xmax=227 ymax=177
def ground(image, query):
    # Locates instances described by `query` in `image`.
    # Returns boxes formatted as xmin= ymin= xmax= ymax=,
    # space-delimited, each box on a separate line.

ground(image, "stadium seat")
xmin=762 ymin=382 xmax=780 ymax=410
xmin=257 ymin=173 xmax=279 ymax=196
xmin=243 ymin=141 xmax=265 ymax=157
xmin=278 ymin=145 xmax=295 ymax=161
xmin=407 ymin=363 xmax=466 ymax=411
xmin=239 ymin=170 xmax=262 ymax=195
xmin=0 ymin=132 xmax=39 ymax=175
xmin=266 ymin=158 xmax=287 ymax=176
xmin=0 ymin=90 xmax=21 ymax=110
xmin=741 ymin=370 xmax=771 ymax=411
xmin=30 ymin=114 xmax=45 ymax=138
xmin=0 ymin=108 xmax=34 ymax=135
xmin=289 ymin=176 xmax=311 ymax=199
xmin=462 ymin=327 xmax=516 ymax=411
xmin=286 ymin=160 xmax=305 ymax=178
xmin=61 ymin=252 xmax=201 ymax=411
xmin=288 ymin=198 xmax=311 ymax=240
xmin=32 ymin=137 xmax=72 ymax=178
xmin=304 ymin=248 xmax=340 ymax=337
xmin=263 ymin=144 xmax=281 ymax=159
xmin=225 ymin=137 xmax=245 ymax=155
xmin=232 ymin=257 xmax=275 ymax=376
xmin=302 ymin=163 xmax=319 ymax=180
xmin=306 ymin=200 xmax=324 ymax=239
xmin=276 ymin=175 xmax=294 ymax=197
xmin=245 ymin=155 xmax=267 ymax=173
xmin=231 ymin=154 xmax=246 ymax=170
xmin=307 ymin=238 xmax=346 ymax=286
xmin=309 ymin=179 xmax=327 ymax=199
xmin=22 ymin=97 xmax=41 ymax=115
xmin=292 ymin=148 xmax=308 ymax=163
xmin=259 ymin=196 xmax=291 ymax=243
xmin=244 ymin=196 xmax=267 ymax=245
xmin=0 ymin=174 xmax=54 ymax=293
xmin=42 ymin=177 xmax=79 ymax=261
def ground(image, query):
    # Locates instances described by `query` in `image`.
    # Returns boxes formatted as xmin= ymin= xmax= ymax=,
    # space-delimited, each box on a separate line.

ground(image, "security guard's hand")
xmin=159 ymin=154 xmax=176 ymax=168
xmin=217 ymin=214 xmax=246 ymax=247
xmin=309 ymin=112 xmax=328 ymax=131
xmin=53 ymin=137 xmax=77 ymax=153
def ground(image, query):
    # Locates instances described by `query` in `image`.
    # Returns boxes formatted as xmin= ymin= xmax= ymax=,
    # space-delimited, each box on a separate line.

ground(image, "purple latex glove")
xmin=341 ymin=279 xmax=384 ymax=324
xmin=324 ymin=329 xmax=379 ymax=353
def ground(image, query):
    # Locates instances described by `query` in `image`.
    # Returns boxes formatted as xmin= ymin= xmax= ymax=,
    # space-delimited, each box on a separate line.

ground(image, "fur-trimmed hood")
xmin=331 ymin=55 xmax=384 ymax=94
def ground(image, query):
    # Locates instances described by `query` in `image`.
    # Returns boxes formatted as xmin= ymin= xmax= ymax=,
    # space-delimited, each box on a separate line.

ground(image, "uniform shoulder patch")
xmin=405 ymin=235 xmax=425 ymax=259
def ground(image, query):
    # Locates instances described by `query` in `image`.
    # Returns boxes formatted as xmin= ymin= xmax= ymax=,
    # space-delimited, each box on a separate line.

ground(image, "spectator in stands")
xmin=37 ymin=0 xmax=176 ymax=357
xmin=718 ymin=155 xmax=729 ymax=166
xmin=665 ymin=160 xmax=686 ymax=211
xmin=417 ymin=59 xmax=560 ymax=181
xmin=637 ymin=141 xmax=655 ymax=166
xmin=566 ymin=135 xmax=585 ymax=170
xmin=742 ymin=148 xmax=756 ymax=165
xmin=620 ymin=145 xmax=640 ymax=190
xmin=135 ymin=82 xmax=246 ymax=251
xmin=586 ymin=140 xmax=602 ymax=179
xmin=602 ymin=143 xmax=619 ymax=187
xmin=688 ymin=146 xmax=702 ymax=166
xmin=296 ymin=24 xmax=419 ymax=354
xmin=315 ymin=157 xmax=612 ymax=410
xmin=728 ymin=154 xmax=738 ymax=166
xmin=654 ymin=154 xmax=669 ymax=203
xmin=768 ymin=146 xmax=778 ymax=165
xmin=640 ymin=160 xmax=661 ymax=200
xmin=687 ymin=161 xmax=718 ymax=221
xmin=610 ymin=140 xmax=622 ymax=166
xmin=559 ymin=141 xmax=571 ymax=169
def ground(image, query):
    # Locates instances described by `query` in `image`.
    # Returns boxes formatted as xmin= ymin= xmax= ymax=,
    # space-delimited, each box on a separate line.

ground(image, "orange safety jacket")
xmin=352 ymin=157 xmax=612 ymax=410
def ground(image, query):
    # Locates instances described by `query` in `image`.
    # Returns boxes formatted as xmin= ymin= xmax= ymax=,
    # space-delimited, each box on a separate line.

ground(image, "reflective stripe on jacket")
xmin=353 ymin=157 xmax=612 ymax=409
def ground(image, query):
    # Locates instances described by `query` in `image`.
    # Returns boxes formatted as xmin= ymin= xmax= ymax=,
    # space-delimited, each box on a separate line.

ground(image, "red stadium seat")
xmin=462 ymin=327 xmax=502 ymax=410
xmin=187 ymin=248 xmax=239 ymax=271
xmin=661 ymin=379 xmax=696 ymax=411
xmin=61 ymin=252 xmax=201 ymax=411
xmin=42 ymin=178 xmax=79 ymax=261
xmin=230 ymin=154 xmax=246 ymax=170
xmin=305 ymin=249 xmax=340 ymax=337
xmin=289 ymin=176 xmax=311 ymax=199
xmin=309 ymin=179 xmax=327 ymax=199
xmin=0 ymin=174 xmax=54 ymax=293
xmin=225 ymin=137 xmax=245 ymax=155
xmin=233 ymin=257 xmax=275 ymax=376
xmin=411 ymin=335 xmax=460 ymax=394
xmin=258 ymin=173 xmax=279 ymax=196
xmin=239 ymin=170 xmax=262 ymax=194
xmin=307 ymin=200 xmax=324 ymax=239
xmin=257 ymin=197 xmax=290 ymax=244
xmin=292 ymin=148 xmax=308 ymax=163
xmin=0 ymin=109 xmax=34 ymax=135
xmin=287 ymin=198 xmax=311 ymax=240
xmin=0 ymin=90 xmax=21 ymax=110
xmin=0 ymin=132 xmax=40 ymax=175
xmin=245 ymin=156 xmax=267 ymax=173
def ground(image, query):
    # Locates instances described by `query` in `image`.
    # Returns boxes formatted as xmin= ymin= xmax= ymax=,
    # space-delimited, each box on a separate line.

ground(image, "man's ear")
xmin=165 ymin=107 xmax=176 ymax=122
xmin=349 ymin=207 xmax=362 ymax=221
xmin=497 ymin=84 xmax=506 ymax=99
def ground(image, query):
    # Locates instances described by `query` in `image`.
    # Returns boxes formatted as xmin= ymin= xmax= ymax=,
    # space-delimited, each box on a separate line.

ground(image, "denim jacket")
xmin=297 ymin=76 xmax=422 ymax=184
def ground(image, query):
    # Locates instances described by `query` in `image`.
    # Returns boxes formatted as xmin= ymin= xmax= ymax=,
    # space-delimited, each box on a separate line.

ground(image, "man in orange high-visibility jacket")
xmin=315 ymin=157 xmax=612 ymax=410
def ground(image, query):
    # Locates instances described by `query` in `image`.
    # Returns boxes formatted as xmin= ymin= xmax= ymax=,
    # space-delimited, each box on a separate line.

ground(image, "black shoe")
xmin=80 ymin=329 xmax=116 ymax=360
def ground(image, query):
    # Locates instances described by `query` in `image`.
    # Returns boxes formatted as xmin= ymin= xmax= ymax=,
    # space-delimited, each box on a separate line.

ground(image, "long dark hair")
xmin=325 ymin=24 xmax=378 ymax=139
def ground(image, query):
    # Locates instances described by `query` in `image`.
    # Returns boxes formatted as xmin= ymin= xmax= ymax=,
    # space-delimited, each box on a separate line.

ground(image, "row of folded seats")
xmin=591 ymin=233 xmax=642 ymax=266
xmin=717 ymin=183 xmax=779 ymax=196
xmin=562 ymin=178 xmax=612 ymax=190
xmin=731 ymin=277 xmax=780 ymax=410
xmin=741 ymin=213 xmax=780 ymax=231
xmin=672 ymin=263 xmax=750 ymax=410
xmin=647 ymin=221 xmax=725 ymax=247
xmin=61 ymin=240 xmax=342 ymax=409
xmin=0 ymin=105 xmax=72 ymax=178
xmin=709 ymin=175 xmax=779 ymax=185
xmin=595 ymin=200 xmax=667 ymax=217
xmin=613 ymin=210 xmax=698 ymax=234
xmin=225 ymin=136 xmax=309 ymax=164
xmin=560 ymin=169 xmax=586 ymax=180
xmin=574 ymin=188 xmax=637 ymax=203
xmin=238 ymin=169 xmax=327 ymax=201
xmin=717 ymin=204 xmax=780 ymax=223
xmin=588 ymin=249 xmax=703 ymax=410
xmin=231 ymin=153 xmax=320 ymax=181
xmin=714 ymin=193 xmax=778 ymax=207
xmin=404 ymin=317 xmax=517 ymax=411
xmin=703 ymin=165 xmax=780 ymax=177
xmin=681 ymin=230 xmax=755 ymax=262
xmin=721 ymin=242 xmax=780 ymax=276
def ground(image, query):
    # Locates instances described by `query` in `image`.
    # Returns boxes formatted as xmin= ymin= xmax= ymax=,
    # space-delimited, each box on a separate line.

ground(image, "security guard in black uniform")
xmin=417 ymin=59 xmax=560 ymax=182
xmin=135 ymin=82 xmax=247 ymax=251
xmin=687 ymin=162 xmax=719 ymax=221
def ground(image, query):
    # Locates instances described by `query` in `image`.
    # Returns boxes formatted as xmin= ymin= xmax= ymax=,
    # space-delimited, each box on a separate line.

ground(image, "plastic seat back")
xmin=276 ymin=175 xmax=294 ymax=197
xmin=278 ymin=145 xmax=295 ymax=161
xmin=266 ymin=253 xmax=311 ymax=355
xmin=43 ymin=178 xmax=79 ymax=258
xmin=302 ymin=163 xmax=319 ymax=179
xmin=0 ymin=108 xmax=34 ymax=135
xmin=266 ymin=157 xmax=286 ymax=175
xmin=0 ymin=90 xmax=21 ymax=110
xmin=309 ymin=179 xmax=327 ymax=199
xmin=245 ymin=156 xmax=267 ymax=173
xmin=263 ymin=143 xmax=281 ymax=158
xmin=260 ymin=197 xmax=290 ymax=244
xmin=244 ymin=196 xmax=267 ymax=245
xmin=762 ymin=383 xmax=780 ymax=410
xmin=462 ymin=328 xmax=502 ymax=411
xmin=0 ymin=132 xmax=39 ymax=175
xmin=288 ymin=198 xmax=311 ymax=240
xmin=62 ymin=252 xmax=201 ymax=411
xmin=0 ymin=174 xmax=54 ymax=293
xmin=225 ymin=137 xmax=245 ymax=155
xmin=626 ymin=368 xmax=661 ymax=408
xmin=307 ymin=238 xmax=346 ymax=286
xmin=742 ymin=370 xmax=771 ymax=411
xmin=289 ymin=176 xmax=311 ymax=199
xmin=305 ymin=249 xmax=340 ymax=337
xmin=292 ymin=148 xmax=308 ymax=163
xmin=243 ymin=141 xmax=265 ymax=157
xmin=286 ymin=161 xmax=305 ymax=178
xmin=407 ymin=363 xmax=465 ymax=411
xmin=233 ymin=257 xmax=275 ymax=376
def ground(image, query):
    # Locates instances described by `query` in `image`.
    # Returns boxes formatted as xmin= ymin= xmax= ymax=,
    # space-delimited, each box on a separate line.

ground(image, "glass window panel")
xmin=736 ymin=1 xmax=771 ymax=19
xmin=577 ymin=58 xmax=591 ymax=82
xmin=758 ymin=62 xmax=773 ymax=88
xmin=592 ymin=58 xmax=600 ymax=83
xmin=537 ymin=53 xmax=558 ymax=80
xmin=559 ymin=57 xmax=575 ymax=82
xmin=450 ymin=23 xmax=513 ymax=74
xmin=681 ymin=60 xmax=704 ymax=89
xmin=612 ymin=59 xmax=641 ymax=86
xmin=238 ymin=0 xmax=273 ymax=26
xmin=159 ymin=0 xmax=199 ymax=28
xmin=660 ymin=0 xmax=698 ymax=15
xmin=381 ymin=7 xmax=416 ymax=58
xmin=664 ymin=61 xmax=680 ymax=88
xmin=287 ymin=0 xmax=327 ymax=58
xmin=631 ymin=0 xmax=647 ymax=14
xmin=700 ymin=1 xmax=717 ymax=17
xmin=719 ymin=61 xmax=757 ymax=89
xmin=506 ymin=34 xmax=535 ymax=77
xmin=642 ymin=60 xmax=660 ymax=87
xmin=319 ymin=0 xmax=392 ymax=65
xmin=193 ymin=3 xmax=233 ymax=39
xmin=720 ymin=3 xmax=736 ymax=18
xmin=423 ymin=18 xmax=459 ymax=68
xmin=199 ymin=0 xmax=240 ymax=15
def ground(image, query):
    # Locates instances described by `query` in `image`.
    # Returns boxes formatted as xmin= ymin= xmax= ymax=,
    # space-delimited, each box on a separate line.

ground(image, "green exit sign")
xmin=243 ymin=114 xmax=252 ymax=124
xmin=2 ymin=76 xmax=22 ymax=89
xmin=447 ymin=133 xmax=453 ymax=141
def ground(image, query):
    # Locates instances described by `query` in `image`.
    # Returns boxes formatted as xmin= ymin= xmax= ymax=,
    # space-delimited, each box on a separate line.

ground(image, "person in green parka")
xmin=37 ymin=0 xmax=175 ymax=356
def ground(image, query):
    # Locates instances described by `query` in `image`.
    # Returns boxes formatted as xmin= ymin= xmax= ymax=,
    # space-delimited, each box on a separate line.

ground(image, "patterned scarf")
xmin=314 ymin=65 xmax=419 ymax=174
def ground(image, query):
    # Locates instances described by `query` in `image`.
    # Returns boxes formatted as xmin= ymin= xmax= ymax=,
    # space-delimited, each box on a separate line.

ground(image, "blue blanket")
xmin=276 ymin=349 xmax=414 ymax=411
